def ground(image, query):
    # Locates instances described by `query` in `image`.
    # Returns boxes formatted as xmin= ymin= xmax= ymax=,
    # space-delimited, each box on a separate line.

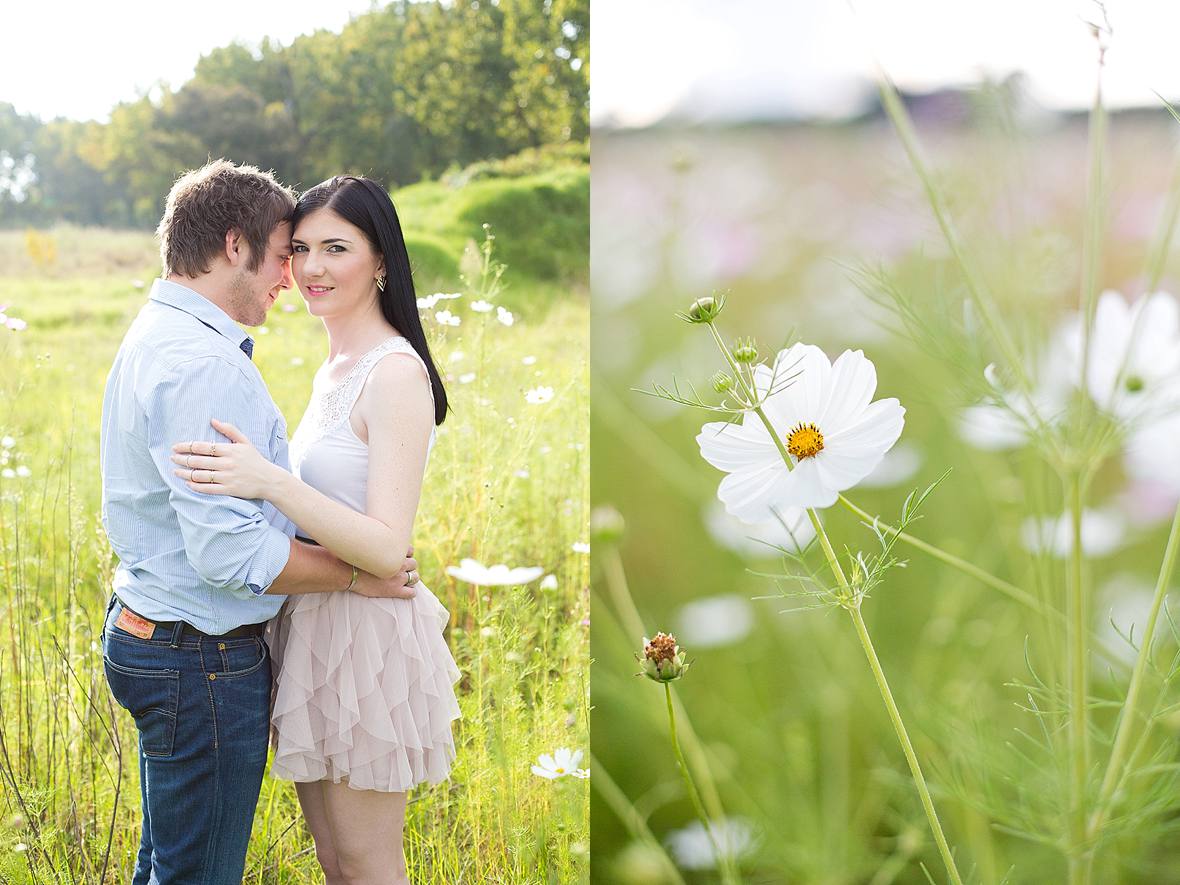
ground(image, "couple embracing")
xmin=99 ymin=159 xmax=461 ymax=884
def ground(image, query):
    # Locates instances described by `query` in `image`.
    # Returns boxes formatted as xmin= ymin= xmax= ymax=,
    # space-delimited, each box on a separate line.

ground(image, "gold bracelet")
xmin=344 ymin=563 xmax=359 ymax=592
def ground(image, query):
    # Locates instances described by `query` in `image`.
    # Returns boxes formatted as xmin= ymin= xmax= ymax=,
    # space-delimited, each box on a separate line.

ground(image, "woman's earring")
xmin=376 ymin=275 xmax=386 ymax=293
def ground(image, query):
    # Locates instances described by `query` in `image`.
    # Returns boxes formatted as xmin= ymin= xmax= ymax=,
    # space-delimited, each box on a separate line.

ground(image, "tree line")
xmin=0 ymin=0 xmax=588 ymax=228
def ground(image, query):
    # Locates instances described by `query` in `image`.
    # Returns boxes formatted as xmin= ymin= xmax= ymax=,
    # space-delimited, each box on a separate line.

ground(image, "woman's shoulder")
xmin=355 ymin=343 xmax=435 ymax=416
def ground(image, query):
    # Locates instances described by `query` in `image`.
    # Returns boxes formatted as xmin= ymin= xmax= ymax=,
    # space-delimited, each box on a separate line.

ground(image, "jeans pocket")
xmin=103 ymin=657 xmax=180 ymax=757
xmin=217 ymin=636 xmax=268 ymax=679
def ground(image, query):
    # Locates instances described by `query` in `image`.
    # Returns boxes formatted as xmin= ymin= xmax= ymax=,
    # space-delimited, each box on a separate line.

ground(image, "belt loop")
xmin=169 ymin=620 xmax=184 ymax=648
xmin=101 ymin=594 xmax=118 ymax=642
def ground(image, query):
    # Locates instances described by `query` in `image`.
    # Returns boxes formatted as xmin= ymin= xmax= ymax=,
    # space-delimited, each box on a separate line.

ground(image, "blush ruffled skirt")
xmin=266 ymin=585 xmax=461 ymax=792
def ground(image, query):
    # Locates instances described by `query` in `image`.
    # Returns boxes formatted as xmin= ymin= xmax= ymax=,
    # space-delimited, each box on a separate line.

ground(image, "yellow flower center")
xmin=786 ymin=422 xmax=824 ymax=460
xmin=555 ymin=767 xmax=565 ymax=773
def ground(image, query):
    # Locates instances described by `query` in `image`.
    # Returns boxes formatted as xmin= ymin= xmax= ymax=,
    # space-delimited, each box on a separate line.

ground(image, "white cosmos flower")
xmin=531 ymin=747 xmax=588 ymax=779
xmin=571 ymin=541 xmax=590 ymax=554
xmin=1125 ymin=411 xmax=1180 ymax=495
xmin=435 ymin=310 xmax=461 ymax=327
xmin=703 ymin=501 xmax=814 ymax=557
xmin=540 ymin=573 xmax=558 ymax=590
xmin=522 ymin=355 xmax=537 ymax=365
xmin=1020 ymin=508 xmax=1127 ymax=558
xmin=697 ymin=344 xmax=905 ymax=516
xmin=14 ymin=466 xmax=30 ymax=478
xmin=497 ymin=306 xmax=515 ymax=326
xmin=459 ymin=373 xmax=476 ymax=384
xmin=1 ymin=469 xmax=14 ymax=479
xmin=449 ymin=350 xmax=466 ymax=363
xmin=1 ymin=436 xmax=14 ymax=449
xmin=666 ymin=817 xmax=757 ymax=870
xmin=1087 ymin=291 xmax=1180 ymax=419
xmin=525 ymin=386 xmax=554 ymax=404
xmin=6 ymin=317 xmax=27 ymax=331
xmin=445 ymin=558 xmax=543 ymax=586
xmin=676 ymin=593 xmax=755 ymax=648
xmin=471 ymin=299 xmax=494 ymax=313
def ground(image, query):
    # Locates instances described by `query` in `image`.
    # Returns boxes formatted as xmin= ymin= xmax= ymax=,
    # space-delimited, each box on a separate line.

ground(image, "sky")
xmin=593 ymin=0 xmax=1180 ymax=127
xmin=1 ymin=0 xmax=382 ymax=122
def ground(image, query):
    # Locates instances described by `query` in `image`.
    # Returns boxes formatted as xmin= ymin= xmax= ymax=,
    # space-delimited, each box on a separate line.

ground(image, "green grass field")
xmin=0 ymin=186 xmax=589 ymax=881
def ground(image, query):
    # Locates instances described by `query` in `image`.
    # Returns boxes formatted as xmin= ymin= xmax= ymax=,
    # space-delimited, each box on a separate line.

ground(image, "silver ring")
xmin=211 ymin=443 xmax=217 ymax=457
xmin=407 ymin=570 xmax=420 ymax=586
xmin=186 ymin=453 xmax=194 ymax=469
xmin=209 ymin=470 xmax=216 ymax=484
xmin=189 ymin=468 xmax=196 ymax=483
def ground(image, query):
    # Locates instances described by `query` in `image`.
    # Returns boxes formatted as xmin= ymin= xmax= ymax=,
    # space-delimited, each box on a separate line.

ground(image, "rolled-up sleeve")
xmin=144 ymin=356 xmax=291 ymax=598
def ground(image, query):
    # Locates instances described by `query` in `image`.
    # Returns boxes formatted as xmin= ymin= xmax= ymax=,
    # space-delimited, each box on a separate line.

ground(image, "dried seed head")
xmin=638 ymin=632 xmax=690 ymax=682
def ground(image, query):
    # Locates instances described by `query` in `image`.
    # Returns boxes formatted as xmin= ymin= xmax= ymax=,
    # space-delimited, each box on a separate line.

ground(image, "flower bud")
xmin=712 ymin=372 xmax=734 ymax=394
xmin=638 ymin=632 xmax=690 ymax=682
xmin=589 ymin=505 xmax=626 ymax=545
xmin=679 ymin=295 xmax=725 ymax=325
xmin=733 ymin=337 xmax=758 ymax=364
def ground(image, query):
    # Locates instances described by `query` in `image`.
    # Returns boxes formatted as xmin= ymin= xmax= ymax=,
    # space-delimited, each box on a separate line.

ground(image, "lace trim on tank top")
xmin=292 ymin=336 xmax=432 ymax=451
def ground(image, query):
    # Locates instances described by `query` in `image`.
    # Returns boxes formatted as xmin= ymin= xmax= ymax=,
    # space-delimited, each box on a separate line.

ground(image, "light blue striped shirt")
xmin=100 ymin=279 xmax=293 ymax=634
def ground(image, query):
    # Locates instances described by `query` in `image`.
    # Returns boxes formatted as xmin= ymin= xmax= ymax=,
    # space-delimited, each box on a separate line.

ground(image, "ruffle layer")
xmin=267 ymin=585 xmax=461 ymax=792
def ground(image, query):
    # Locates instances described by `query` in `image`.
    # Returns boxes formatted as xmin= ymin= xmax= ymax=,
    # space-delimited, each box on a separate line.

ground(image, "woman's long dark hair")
xmin=293 ymin=176 xmax=448 ymax=425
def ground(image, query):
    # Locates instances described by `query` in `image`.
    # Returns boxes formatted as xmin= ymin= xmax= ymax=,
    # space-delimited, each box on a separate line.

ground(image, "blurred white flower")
xmin=957 ymin=402 xmax=1031 ymax=451
xmin=1 ymin=469 xmax=14 ymax=479
xmin=14 ymin=466 xmax=30 ymax=478
xmin=522 ymin=355 xmax=537 ymax=365
xmin=703 ymin=501 xmax=814 ymax=557
xmin=1099 ymin=573 xmax=1160 ymax=666
xmin=514 ymin=469 xmax=529 ymax=479
xmin=857 ymin=441 xmax=922 ymax=488
xmin=531 ymin=747 xmax=588 ymax=779
xmin=571 ymin=541 xmax=590 ymax=554
xmin=435 ymin=310 xmax=461 ymax=327
xmin=1125 ymin=411 xmax=1180 ymax=496
xmin=281 ymin=303 xmax=298 ymax=313
xmin=666 ymin=817 xmax=756 ymax=871
xmin=130 ymin=279 xmax=145 ymax=290
xmin=540 ymin=574 xmax=558 ymax=590
xmin=676 ymin=594 xmax=755 ymax=648
xmin=497 ymin=306 xmax=515 ymax=326
xmin=449 ymin=350 xmax=466 ymax=363
xmin=698 ymin=344 xmax=904 ymax=516
xmin=289 ymin=357 xmax=305 ymax=367
xmin=471 ymin=299 xmax=494 ymax=313
xmin=419 ymin=291 xmax=463 ymax=309
xmin=1021 ymin=508 xmax=1127 ymax=558
xmin=256 ymin=326 xmax=269 ymax=335
xmin=459 ymin=373 xmax=476 ymax=384
xmin=6 ymin=317 xmax=27 ymax=331
xmin=1 ymin=436 xmax=14 ymax=449
xmin=445 ymin=558 xmax=543 ymax=586
xmin=525 ymin=386 xmax=554 ymax=404
xmin=1086 ymin=291 xmax=1180 ymax=419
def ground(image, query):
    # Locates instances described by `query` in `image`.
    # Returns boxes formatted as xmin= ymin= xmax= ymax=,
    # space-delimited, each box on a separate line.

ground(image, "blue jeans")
xmin=102 ymin=597 xmax=271 ymax=885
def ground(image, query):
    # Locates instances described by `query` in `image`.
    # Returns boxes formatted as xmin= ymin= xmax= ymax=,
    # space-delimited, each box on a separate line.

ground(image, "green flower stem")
xmin=600 ymin=546 xmax=728 ymax=824
xmin=1088 ymin=501 xmax=1180 ymax=840
xmin=837 ymin=495 xmax=1042 ymax=613
xmin=590 ymin=752 xmax=688 ymax=885
xmin=706 ymin=321 xmax=962 ymax=884
xmin=1065 ymin=470 xmax=1091 ymax=879
xmin=805 ymin=506 xmax=964 ymax=885
xmin=665 ymin=683 xmax=741 ymax=885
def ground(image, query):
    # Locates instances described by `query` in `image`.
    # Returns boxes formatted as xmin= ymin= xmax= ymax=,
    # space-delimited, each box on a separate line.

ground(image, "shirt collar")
xmin=148 ymin=279 xmax=254 ymax=354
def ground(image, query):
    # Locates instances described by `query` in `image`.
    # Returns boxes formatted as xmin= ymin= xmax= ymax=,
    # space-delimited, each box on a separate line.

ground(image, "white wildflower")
xmin=697 ymin=344 xmax=904 ymax=516
xmin=445 ymin=558 xmax=544 ymax=586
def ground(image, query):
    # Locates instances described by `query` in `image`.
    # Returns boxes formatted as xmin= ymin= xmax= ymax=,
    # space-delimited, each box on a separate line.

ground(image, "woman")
xmin=170 ymin=176 xmax=460 ymax=884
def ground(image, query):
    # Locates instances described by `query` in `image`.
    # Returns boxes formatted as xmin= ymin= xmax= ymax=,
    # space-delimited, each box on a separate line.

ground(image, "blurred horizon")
xmin=593 ymin=0 xmax=1180 ymax=129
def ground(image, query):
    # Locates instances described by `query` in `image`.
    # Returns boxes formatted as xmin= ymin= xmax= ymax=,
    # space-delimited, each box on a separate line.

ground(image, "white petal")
xmin=761 ymin=344 xmax=830 ymax=428
xmin=827 ymin=398 xmax=905 ymax=455
xmin=696 ymin=420 xmax=778 ymax=472
xmin=818 ymin=349 xmax=878 ymax=432
xmin=717 ymin=461 xmax=791 ymax=522
xmin=778 ymin=458 xmax=839 ymax=509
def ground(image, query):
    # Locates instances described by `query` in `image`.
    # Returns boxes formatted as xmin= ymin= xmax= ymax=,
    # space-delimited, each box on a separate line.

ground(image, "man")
xmin=99 ymin=159 xmax=418 ymax=884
